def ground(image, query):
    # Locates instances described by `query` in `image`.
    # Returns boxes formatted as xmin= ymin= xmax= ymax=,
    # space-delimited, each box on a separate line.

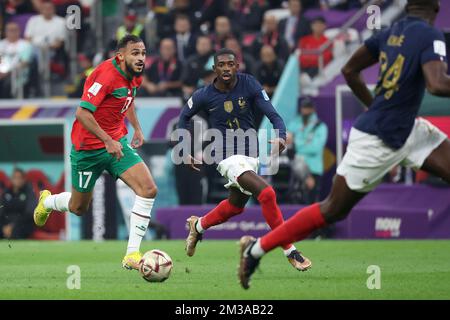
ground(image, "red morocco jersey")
xmin=71 ymin=57 xmax=143 ymax=150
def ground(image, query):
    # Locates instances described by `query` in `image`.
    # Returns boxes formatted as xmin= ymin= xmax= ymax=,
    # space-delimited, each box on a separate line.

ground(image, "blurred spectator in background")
xmin=0 ymin=21 xmax=33 ymax=98
xmin=210 ymin=16 xmax=236 ymax=51
xmin=255 ymin=45 xmax=283 ymax=99
xmin=224 ymin=37 xmax=255 ymax=75
xmin=0 ymin=168 xmax=36 ymax=239
xmin=251 ymin=14 xmax=290 ymax=62
xmin=2 ymin=0 xmax=40 ymax=24
xmin=52 ymin=0 xmax=82 ymax=17
xmin=157 ymin=0 xmax=197 ymax=39
xmin=226 ymin=0 xmax=268 ymax=33
xmin=278 ymin=0 xmax=311 ymax=52
xmin=172 ymin=13 xmax=197 ymax=62
xmin=0 ymin=2 xmax=3 ymax=38
xmin=181 ymin=35 xmax=213 ymax=100
xmin=24 ymin=1 xmax=66 ymax=50
xmin=253 ymin=45 xmax=284 ymax=128
xmin=24 ymin=0 xmax=67 ymax=78
xmin=301 ymin=0 xmax=320 ymax=10
xmin=192 ymin=0 xmax=227 ymax=34
xmin=141 ymin=38 xmax=183 ymax=97
xmin=287 ymin=98 xmax=328 ymax=204
xmin=172 ymin=118 xmax=208 ymax=205
xmin=94 ymin=39 xmax=118 ymax=65
xmin=115 ymin=9 xmax=145 ymax=42
xmin=321 ymin=0 xmax=345 ymax=10
xmin=151 ymin=0 xmax=175 ymax=41
xmin=68 ymin=53 xmax=94 ymax=98
xmin=298 ymin=16 xmax=332 ymax=78
xmin=267 ymin=0 xmax=283 ymax=9
xmin=197 ymin=60 xmax=216 ymax=88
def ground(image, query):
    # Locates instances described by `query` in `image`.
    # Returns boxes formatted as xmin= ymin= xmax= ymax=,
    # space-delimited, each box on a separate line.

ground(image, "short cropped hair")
xmin=213 ymin=48 xmax=236 ymax=64
xmin=117 ymin=34 xmax=143 ymax=50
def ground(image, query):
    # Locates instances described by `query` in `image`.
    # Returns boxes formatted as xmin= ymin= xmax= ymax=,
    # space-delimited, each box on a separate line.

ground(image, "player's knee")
xmin=257 ymin=186 xmax=276 ymax=204
xmin=138 ymin=185 xmax=158 ymax=199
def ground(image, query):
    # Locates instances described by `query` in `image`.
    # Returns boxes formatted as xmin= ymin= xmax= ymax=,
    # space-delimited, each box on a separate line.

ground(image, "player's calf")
xmin=68 ymin=202 xmax=90 ymax=216
xmin=319 ymin=175 xmax=366 ymax=224
xmin=126 ymin=196 xmax=154 ymax=256
xmin=185 ymin=200 xmax=245 ymax=257
xmin=200 ymin=199 xmax=245 ymax=229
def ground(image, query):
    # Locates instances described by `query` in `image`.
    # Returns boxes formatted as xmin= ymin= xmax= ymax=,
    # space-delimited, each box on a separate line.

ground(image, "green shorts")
xmin=70 ymin=136 xmax=143 ymax=192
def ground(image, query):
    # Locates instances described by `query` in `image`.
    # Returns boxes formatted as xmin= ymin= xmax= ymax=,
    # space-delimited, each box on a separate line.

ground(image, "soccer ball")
xmin=139 ymin=249 xmax=173 ymax=282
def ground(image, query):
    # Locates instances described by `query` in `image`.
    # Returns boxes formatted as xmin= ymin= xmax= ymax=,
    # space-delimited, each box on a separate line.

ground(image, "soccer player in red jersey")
xmin=238 ymin=0 xmax=450 ymax=289
xmin=33 ymin=35 xmax=157 ymax=270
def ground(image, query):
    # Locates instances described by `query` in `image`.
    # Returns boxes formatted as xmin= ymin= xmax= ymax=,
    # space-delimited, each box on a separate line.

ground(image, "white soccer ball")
xmin=139 ymin=249 xmax=173 ymax=282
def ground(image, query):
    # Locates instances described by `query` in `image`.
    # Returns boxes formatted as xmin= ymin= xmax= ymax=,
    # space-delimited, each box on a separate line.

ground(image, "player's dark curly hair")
xmin=214 ymin=48 xmax=236 ymax=64
xmin=117 ymin=34 xmax=144 ymax=50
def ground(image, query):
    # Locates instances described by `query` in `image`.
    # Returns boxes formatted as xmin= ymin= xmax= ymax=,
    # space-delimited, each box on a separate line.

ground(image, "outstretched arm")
xmin=341 ymin=45 xmax=379 ymax=108
xmin=255 ymin=92 xmax=287 ymax=154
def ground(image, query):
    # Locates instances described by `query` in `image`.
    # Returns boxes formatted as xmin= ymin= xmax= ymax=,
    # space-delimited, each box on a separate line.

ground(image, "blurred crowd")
xmin=0 ymin=0 xmax=370 ymax=99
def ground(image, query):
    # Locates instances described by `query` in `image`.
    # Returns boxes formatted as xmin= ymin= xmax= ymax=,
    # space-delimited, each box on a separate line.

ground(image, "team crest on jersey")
xmin=224 ymin=101 xmax=233 ymax=113
xmin=238 ymin=97 xmax=247 ymax=109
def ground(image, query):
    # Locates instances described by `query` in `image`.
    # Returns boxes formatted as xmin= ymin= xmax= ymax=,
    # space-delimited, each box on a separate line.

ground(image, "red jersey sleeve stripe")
xmin=80 ymin=101 xmax=97 ymax=112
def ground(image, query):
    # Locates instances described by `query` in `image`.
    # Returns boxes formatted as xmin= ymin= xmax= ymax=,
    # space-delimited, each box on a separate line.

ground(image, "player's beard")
xmin=125 ymin=60 xmax=144 ymax=77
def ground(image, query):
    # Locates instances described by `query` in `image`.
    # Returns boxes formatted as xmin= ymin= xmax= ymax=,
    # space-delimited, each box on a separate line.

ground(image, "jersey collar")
xmin=112 ymin=57 xmax=133 ymax=81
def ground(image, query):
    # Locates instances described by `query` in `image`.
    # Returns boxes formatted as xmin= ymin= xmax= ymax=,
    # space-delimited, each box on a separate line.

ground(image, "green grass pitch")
xmin=1 ymin=239 xmax=449 ymax=300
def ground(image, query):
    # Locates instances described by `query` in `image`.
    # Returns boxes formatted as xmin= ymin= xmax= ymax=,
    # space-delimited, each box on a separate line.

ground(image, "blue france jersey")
xmin=354 ymin=16 xmax=448 ymax=149
xmin=178 ymin=73 xmax=286 ymax=158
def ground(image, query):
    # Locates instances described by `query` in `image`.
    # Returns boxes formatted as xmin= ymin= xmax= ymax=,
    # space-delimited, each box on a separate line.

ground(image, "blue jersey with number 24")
xmin=354 ymin=16 xmax=447 ymax=149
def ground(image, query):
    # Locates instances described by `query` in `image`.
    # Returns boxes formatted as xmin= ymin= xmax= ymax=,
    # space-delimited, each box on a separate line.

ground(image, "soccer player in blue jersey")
xmin=177 ymin=48 xmax=311 ymax=271
xmin=238 ymin=0 xmax=450 ymax=289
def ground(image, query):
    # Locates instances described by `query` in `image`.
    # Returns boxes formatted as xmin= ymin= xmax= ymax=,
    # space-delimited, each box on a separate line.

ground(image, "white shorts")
xmin=337 ymin=118 xmax=447 ymax=192
xmin=217 ymin=155 xmax=259 ymax=195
